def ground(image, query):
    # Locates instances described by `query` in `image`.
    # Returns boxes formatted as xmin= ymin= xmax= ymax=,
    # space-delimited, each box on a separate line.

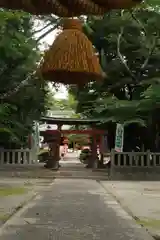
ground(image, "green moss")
xmin=0 ymin=214 xmax=9 ymax=221
xmin=0 ymin=187 xmax=27 ymax=196
xmin=136 ymin=219 xmax=160 ymax=229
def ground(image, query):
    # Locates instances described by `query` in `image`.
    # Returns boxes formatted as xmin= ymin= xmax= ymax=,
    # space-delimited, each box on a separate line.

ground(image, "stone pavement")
xmin=0 ymin=179 xmax=154 ymax=240
xmin=100 ymin=181 xmax=160 ymax=239
xmin=0 ymin=178 xmax=53 ymax=226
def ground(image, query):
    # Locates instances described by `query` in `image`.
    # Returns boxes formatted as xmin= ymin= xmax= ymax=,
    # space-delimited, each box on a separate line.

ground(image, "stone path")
xmin=100 ymin=181 xmax=160 ymax=239
xmin=0 ymin=178 xmax=52 ymax=227
xmin=0 ymin=179 xmax=154 ymax=240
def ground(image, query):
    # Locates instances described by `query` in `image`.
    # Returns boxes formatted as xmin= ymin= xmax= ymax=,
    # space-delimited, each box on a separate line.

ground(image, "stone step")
xmin=0 ymin=164 xmax=110 ymax=180
xmin=40 ymin=174 xmax=109 ymax=180
xmin=0 ymin=175 xmax=109 ymax=180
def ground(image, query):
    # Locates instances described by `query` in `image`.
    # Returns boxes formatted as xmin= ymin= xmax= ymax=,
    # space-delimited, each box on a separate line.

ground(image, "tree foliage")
xmin=70 ymin=7 xmax=160 ymax=150
xmin=0 ymin=10 xmax=49 ymax=148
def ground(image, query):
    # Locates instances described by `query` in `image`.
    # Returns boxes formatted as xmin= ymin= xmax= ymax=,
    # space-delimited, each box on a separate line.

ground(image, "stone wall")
xmin=110 ymin=166 xmax=160 ymax=180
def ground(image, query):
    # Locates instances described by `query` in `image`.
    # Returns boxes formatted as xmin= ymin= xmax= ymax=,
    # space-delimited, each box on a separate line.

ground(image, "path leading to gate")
xmin=0 ymin=179 xmax=154 ymax=240
xmin=0 ymin=151 xmax=109 ymax=180
xmin=58 ymin=151 xmax=109 ymax=180
xmin=60 ymin=151 xmax=81 ymax=165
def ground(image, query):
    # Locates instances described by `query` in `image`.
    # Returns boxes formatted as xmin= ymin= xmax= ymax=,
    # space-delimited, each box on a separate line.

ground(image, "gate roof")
xmin=40 ymin=116 xmax=99 ymax=125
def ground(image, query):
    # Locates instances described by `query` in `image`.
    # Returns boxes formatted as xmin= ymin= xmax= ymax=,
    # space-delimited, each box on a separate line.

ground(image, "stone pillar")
xmin=87 ymin=135 xmax=98 ymax=169
xmin=44 ymin=130 xmax=61 ymax=170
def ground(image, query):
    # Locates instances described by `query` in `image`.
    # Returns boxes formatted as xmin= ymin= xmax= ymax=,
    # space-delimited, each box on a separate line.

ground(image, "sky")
xmin=37 ymin=26 xmax=68 ymax=100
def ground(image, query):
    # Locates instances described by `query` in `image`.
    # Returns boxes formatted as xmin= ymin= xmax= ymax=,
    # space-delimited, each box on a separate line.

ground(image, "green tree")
xmin=0 ymin=10 xmax=49 ymax=148
xmin=70 ymin=8 xmax=160 ymax=151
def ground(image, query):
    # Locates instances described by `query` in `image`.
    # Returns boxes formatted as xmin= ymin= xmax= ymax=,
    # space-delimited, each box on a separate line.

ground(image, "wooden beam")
xmin=40 ymin=116 xmax=99 ymax=125
xmin=45 ymin=129 xmax=104 ymax=135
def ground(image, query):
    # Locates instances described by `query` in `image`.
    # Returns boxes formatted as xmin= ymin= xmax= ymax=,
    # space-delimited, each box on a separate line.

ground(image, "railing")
xmin=110 ymin=150 xmax=160 ymax=180
xmin=0 ymin=149 xmax=37 ymax=165
xmin=111 ymin=150 xmax=160 ymax=167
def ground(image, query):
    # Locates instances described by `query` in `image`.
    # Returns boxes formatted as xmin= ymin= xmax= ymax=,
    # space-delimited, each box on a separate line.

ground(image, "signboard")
xmin=115 ymin=123 xmax=124 ymax=152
